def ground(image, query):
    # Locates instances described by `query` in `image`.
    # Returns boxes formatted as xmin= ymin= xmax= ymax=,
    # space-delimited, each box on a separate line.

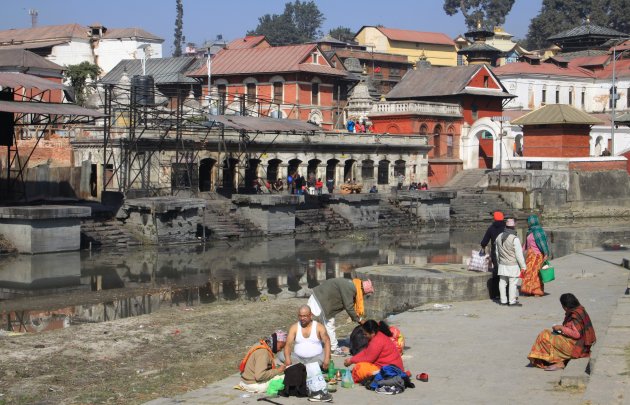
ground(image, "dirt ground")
xmin=0 ymin=296 xmax=356 ymax=405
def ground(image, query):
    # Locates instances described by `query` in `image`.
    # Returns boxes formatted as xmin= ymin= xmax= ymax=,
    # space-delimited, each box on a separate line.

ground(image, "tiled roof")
xmin=226 ymin=35 xmax=267 ymax=50
xmin=0 ymin=49 xmax=64 ymax=71
xmin=615 ymin=112 xmax=630 ymax=124
xmin=102 ymin=57 xmax=202 ymax=84
xmin=0 ymin=24 xmax=88 ymax=44
xmin=593 ymin=58 xmax=630 ymax=79
xmin=555 ymin=50 xmax=608 ymax=60
xmin=332 ymin=49 xmax=411 ymax=64
xmin=187 ymin=44 xmax=346 ymax=77
xmin=549 ymin=23 xmax=628 ymax=41
xmin=493 ymin=61 xmax=594 ymax=78
xmin=102 ymin=28 xmax=162 ymax=42
xmin=0 ymin=72 xmax=66 ymax=90
xmin=512 ymin=104 xmax=604 ymax=125
xmin=569 ymin=54 xmax=609 ymax=67
xmin=386 ymin=65 xmax=511 ymax=99
xmin=374 ymin=27 xmax=455 ymax=46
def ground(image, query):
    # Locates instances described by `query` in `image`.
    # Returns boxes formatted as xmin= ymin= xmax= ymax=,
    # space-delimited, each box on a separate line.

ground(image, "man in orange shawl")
xmin=307 ymin=278 xmax=374 ymax=356
xmin=528 ymin=293 xmax=596 ymax=370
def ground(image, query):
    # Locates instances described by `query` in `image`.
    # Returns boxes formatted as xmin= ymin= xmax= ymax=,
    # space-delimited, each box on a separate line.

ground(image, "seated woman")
xmin=239 ymin=330 xmax=287 ymax=392
xmin=343 ymin=320 xmax=404 ymax=371
xmin=528 ymin=293 xmax=596 ymax=371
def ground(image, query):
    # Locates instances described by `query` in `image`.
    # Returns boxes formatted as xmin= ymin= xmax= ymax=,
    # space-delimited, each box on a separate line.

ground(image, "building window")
xmin=311 ymin=82 xmax=319 ymax=105
xmin=361 ymin=159 xmax=374 ymax=179
xmin=246 ymin=83 xmax=256 ymax=106
xmin=433 ymin=125 xmax=442 ymax=157
xmin=569 ymin=89 xmax=573 ymax=105
xmin=627 ymin=87 xmax=630 ymax=110
xmin=217 ymin=84 xmax=227 ymax=112
xmin=312 ymin=53 xmax=318 ymax=64
xmin=542 ymin=89 xmax=547 ymax=104
xmin=419 ymin=124 xmax=428 ymax=135
xmin=457 ymin=54 xmax=464 ymax=66
xmin=581 ymin=90 xmax=585 ymax=108
xmin=333 ymin=83 xmax=348 ymax=102
xmin=483 ymin=76 xmax=489 ymax=88
xmin=273 ymin=82 xmax=283 ymax=103
xmin=447 ymin=134 xmax=454 ymax=157
xmin=555 ymin=89 xmax=559 ymax=104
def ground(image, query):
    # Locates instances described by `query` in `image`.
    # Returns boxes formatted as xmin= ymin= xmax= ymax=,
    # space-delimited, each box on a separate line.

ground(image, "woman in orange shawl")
xmin=528 ymin=293 xmax=596 ymax=371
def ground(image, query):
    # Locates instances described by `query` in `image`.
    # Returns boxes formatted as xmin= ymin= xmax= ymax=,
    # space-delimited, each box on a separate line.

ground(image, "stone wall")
xmin=121 ymin=198 xmax=206 ymax=244
xmin=328 ymin=194 xmax=380 ymax=228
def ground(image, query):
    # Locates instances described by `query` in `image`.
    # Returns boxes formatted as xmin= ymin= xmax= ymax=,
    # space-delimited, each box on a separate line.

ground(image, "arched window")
xmin=433 ymin=124 xmax=442 ymax=158
xmin=361 ymin=159 xmax=374 ymax=180
xmin=419 ymin=124 xmax=428 ymax=135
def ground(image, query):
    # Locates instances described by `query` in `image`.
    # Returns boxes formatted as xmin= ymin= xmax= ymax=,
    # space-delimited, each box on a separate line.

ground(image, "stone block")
xmin=559 ymin=357 xmax=590 ymax=388
xmin=0 ymin=206 xmax=91 ymax=254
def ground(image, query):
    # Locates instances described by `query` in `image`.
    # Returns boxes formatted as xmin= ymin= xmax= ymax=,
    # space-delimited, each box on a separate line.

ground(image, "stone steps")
xmin=445 ymin=168 xmax=491 ymax=190
xmin=295 ymin=208 xmax=353 ymax=233
xmin=450 ymin=191 xmax=532 ymax=223
xmin=202 ymin=200 xmax=263 ymax=239
xmin=81 ymin=219 xmax=142 ymax=248
xmin=378 ymin=199 xmax=419 ymax=227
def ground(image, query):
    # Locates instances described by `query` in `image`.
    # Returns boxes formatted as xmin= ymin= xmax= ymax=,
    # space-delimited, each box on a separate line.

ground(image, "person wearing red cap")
xmin=480 ymin=211 xmax=506 ymax=300
xmin=307 ymin=278 xmax=374 ymax=356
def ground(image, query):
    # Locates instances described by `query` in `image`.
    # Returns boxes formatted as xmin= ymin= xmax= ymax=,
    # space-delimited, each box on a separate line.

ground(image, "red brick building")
xmin=187 ymin=44 xmax=353 ymax=130
xmin=370 ymin=64 xmax=514 ymax=185
xmin=511 ymin=104 xmax=604 ymax=157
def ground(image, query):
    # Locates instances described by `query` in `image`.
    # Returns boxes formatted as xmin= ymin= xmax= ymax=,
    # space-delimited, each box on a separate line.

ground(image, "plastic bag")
xmin=305 ymin=362 xmax=327 ymax=393
xmin=341 ymin=368 xmax=354 ymax=388
xmin=467 ymin=249 xmax=490 ymax=272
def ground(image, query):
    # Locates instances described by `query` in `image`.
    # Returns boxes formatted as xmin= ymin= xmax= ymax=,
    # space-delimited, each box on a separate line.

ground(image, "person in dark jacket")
xmin=480 ymin=211 xmax=506 ymax=300
xmin=307 ymin=278 xmax=374 ymax=356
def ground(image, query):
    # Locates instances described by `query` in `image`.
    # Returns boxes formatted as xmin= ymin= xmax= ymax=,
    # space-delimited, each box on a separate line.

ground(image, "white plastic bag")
xmin=305 ymin=362 xmax=327 ymax=394
xmin=467 ymin=249 xmax=490 ymax=272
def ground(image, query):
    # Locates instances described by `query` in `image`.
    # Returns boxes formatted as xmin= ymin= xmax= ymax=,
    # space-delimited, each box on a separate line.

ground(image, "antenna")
xmin=28 ymin=9 xmax=38 ymax=28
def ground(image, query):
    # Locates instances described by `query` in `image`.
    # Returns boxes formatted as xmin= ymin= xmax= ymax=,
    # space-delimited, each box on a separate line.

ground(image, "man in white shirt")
xmin=495 ymin=217 xmax=527 ymax=306
xmin=282 ymin=305 xmax=331 ymax=371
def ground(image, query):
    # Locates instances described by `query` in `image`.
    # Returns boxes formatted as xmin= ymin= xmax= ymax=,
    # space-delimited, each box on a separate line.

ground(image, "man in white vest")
xmin=282 ymin=305 xmax=331 ymax=370
xmin=495 ymin=217 xmax=527 ymax=306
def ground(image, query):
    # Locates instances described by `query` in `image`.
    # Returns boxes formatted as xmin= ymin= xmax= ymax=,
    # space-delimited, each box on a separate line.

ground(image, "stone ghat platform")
xmin=355 ymin=263 xmax=491 ymax=319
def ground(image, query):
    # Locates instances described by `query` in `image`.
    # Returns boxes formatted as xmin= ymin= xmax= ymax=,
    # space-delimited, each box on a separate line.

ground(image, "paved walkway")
xmin=146 ymin=249 xmax=630 ymax=405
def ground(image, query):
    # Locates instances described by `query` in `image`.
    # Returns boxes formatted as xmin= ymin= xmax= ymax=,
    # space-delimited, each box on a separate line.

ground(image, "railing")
xmin=371 ymin=101 xmax=462 ymax=116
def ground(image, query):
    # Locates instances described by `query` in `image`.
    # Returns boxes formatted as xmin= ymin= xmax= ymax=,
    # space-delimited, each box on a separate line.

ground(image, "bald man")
xmin=280 ymin=305 xmax=330 ymax=371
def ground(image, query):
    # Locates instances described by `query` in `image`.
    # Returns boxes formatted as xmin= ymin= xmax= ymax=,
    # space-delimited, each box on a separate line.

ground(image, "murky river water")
xmin=1 ymin=221 xmax=628 ymax=332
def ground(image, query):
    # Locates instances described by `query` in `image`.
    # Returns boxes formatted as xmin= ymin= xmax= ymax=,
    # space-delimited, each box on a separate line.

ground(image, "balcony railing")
xmin=371 ymin=101 xmax=462 ymax=117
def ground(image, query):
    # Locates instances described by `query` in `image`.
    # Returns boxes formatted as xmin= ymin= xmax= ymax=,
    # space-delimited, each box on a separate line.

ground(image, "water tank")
xmin=131 ymin=75 xmax=155 ymax=106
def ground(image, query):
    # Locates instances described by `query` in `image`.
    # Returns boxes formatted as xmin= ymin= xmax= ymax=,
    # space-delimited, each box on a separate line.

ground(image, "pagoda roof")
xmin=512 ymin=104 xmax=604 ymax=126
xmin=548 ymin=23 xmax=628 ymax=41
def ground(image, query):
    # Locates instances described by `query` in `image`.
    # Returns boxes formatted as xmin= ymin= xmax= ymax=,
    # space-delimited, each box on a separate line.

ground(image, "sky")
xmin=1 ymin=0 xmax=543 ymax=55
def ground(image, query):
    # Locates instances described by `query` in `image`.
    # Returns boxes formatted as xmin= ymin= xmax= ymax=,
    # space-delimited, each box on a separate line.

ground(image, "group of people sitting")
xmin=238 ymin=277 xmax=412 ymax=400
xmin=408 ymin=182 xmax=428 ymax=191
xmin=481 ymin=211 xmax=596 ymax=371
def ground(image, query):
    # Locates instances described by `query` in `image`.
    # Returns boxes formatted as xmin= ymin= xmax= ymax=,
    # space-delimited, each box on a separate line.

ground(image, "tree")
xmin=328 ymin=26 xmax=355 ymax=43
xmin=173 ymin=0 xmax=184 ymax=57
xmin=524 ymin=0 xmax=630 ymax=50
xmin=64 ymin=62 xmax=101 ymax=106
xmin=443 ymin=0 xmax=516 ymax=30
xmin=247 ymin=1 xmax=325 ymax=46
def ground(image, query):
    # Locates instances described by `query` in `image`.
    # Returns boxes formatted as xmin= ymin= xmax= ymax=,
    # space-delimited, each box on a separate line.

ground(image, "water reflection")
xmin=1 ymin=221 xmax=628 ymax=332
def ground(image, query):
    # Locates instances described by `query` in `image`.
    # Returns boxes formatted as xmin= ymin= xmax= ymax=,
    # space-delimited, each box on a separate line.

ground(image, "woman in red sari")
xmin=528 ymin=293 xmax=596 ymax=370
xmin=521 ymin=215 xmax=549 ymax=296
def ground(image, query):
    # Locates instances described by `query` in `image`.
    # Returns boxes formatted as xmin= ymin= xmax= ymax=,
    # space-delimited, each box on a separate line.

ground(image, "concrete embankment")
xmin=145 ymin=248 xmax=630 ymax=405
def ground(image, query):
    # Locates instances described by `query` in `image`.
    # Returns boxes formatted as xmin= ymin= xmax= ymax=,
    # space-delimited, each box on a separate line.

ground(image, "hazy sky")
xmin=1 ymin=0 xmax=543 ymax=55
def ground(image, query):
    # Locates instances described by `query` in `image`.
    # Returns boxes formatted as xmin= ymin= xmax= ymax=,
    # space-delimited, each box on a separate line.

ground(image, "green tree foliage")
xmin=247 ymin=1 xmax=325 ymax=46
xmin=443 ymin=0 xmax=516 ymax=30
xmin=173 ymin=0 xmax=184 ymax=57
xmin=328 ymin=26 xmax=355 ymax=42
xmin=525 ymin=0 xmax=630 ymax=50
xmin=64 ymin=62 xmax=101 ymax=106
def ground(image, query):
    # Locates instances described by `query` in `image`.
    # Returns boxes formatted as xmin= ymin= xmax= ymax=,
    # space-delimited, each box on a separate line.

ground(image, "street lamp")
xmin=491 ymin=115 xmax=510 ymax=190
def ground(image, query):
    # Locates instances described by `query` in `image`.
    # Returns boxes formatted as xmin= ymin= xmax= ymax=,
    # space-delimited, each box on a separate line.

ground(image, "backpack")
xmin=239 ymin=341 xmax=274 ymax=373
xmin=279 ymin=363 xmax=308 ymax=397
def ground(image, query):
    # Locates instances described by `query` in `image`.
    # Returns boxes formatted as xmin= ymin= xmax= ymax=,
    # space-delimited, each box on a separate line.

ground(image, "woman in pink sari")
xmin=521 ymin=215 xmax=549 ymax=296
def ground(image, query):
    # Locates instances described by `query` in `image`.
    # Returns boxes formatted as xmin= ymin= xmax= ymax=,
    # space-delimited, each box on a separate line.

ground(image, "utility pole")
xmin=28 ymin=9 xmax=38 ymax=28
xmin=491 ymin=115 xmax=510 ymax=190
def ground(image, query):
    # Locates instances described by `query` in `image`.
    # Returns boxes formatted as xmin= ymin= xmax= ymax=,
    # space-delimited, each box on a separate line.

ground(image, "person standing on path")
xmin=521 ymin=215 xmax=550 ymax=297
xmin=480 ymin=211 xmax=506 ymax=300
xmin=307 ymin=278 xmax=374 ymax=355
xmin=495 ymin=218 xmax=526 ymax=306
